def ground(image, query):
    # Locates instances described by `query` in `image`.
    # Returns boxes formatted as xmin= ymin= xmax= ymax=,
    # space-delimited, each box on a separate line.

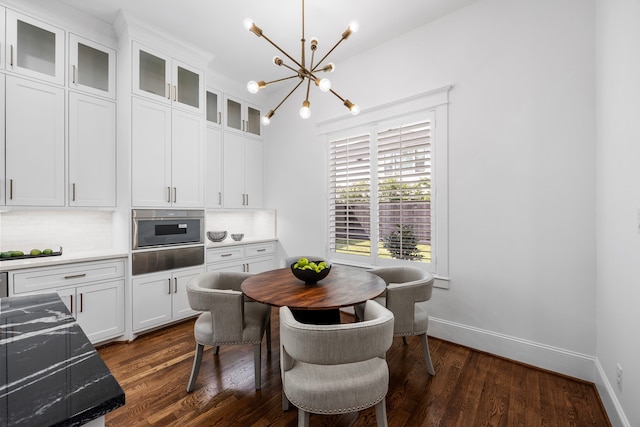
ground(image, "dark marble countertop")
xmin=0 ymin=293 xmax=124 ymax=426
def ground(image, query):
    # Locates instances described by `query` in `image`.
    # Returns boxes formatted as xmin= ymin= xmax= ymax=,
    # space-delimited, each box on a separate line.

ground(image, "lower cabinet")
xmin=10 ymin=258 xmax=126 ymax=344
xmin=57 ymin=280 xmax=125 ymax=344
xmin=131 ymin=266 xmax=203 ymax=333
xmin=206 ymin=241 xmax=276 ymax=273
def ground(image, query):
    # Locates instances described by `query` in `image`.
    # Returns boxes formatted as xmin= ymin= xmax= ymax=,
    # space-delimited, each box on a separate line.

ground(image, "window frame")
xmin=319 ymin=87 xmax=450 ymax=285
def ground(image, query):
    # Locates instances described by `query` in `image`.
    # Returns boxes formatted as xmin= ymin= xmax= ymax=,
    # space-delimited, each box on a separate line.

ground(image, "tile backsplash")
xmin=0 ymin=210 xmax=114 ymax=253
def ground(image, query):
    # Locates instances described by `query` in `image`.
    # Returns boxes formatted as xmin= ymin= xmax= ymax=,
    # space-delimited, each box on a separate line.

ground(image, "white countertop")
xmin=0 ymin=250 xmax=129 ymax=271
xmin=205 ymin=238 xmax=277 ymax=249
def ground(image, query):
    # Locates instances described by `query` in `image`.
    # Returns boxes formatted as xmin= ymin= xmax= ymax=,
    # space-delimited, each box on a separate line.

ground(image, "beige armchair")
xmin=280 ymin=300 xmax=394 ymax=427
xmin=355 ymin=266 xmax=436 ymax=375
xmin=186 ymin=271 xmax=272 ymax=392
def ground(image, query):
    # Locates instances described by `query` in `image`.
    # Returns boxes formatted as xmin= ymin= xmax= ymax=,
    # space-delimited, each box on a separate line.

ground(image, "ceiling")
xmin=55 ymin=0 xmax=477 ymax=86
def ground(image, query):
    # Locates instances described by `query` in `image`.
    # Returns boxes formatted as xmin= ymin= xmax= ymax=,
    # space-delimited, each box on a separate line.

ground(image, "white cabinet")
xmin=11 ymin=259 xmax=126 ymax=344
xmin=0 ymin=75 xmax=4 ymax=206
xmin=131 ymin=97 xmax=204 ymax=208
xmin=132 ymin=42 xmax=204 ymax=115
xmin=57 ymin=280 xmax=125 ymax=344
xmin=69 ymin=33 xmax=116 ymax=99
xmin=206 ymin=241 xmax=276 ymax=273
xmin=6 ymin=10 xmax=65 ymax=85
xmin=205 ymin=127 xmax=223 ymax=209
xmin=68 ymin=92 xmax=116 ymax=207
xmin=131 ymin=266 xmax=203 ymax=333
xmin=224 ymin=94 xmax=262 ymax=138
xmin=206 ymin=88 xmax=222 ymax=128
xmin=0 ymin=7 xmax=6 ymax=70
xmin=5 ymin=75 xmax=64 ymax=206
xmin=223 ymin=132 xmax=264 ymax=208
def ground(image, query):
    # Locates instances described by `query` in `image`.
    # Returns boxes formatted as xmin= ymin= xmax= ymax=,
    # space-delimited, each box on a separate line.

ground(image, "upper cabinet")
xmin=0 ymin=7 xmax=6 ymax=70
xmin=132 ymin=42 xmax=204 ymax=115
xmin=224 ymin=94 xmax=262 ymax=139
xmin=5 ymin=76 xmax=65 ymax=206
xmin=206 ymin=88 xmax=222 ymax=128
xmin=6 ymin=10 xmax=65 ymax=85
xmin=69 ymin=34 xmax=116 ymax=99
xmin=68 ymin=92 xmax=117 ymax=207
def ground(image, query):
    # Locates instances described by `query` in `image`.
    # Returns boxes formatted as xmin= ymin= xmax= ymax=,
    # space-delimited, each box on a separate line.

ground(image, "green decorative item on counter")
xmin=30 ymin=249 xmax=42 ymax=256
xmin=11 ymin=251 xmax=25 ymax=257
xmin=1 ymin=252 xmax=11 ymax=258
xmin=43 ymin=249 xmax=53 ymax=255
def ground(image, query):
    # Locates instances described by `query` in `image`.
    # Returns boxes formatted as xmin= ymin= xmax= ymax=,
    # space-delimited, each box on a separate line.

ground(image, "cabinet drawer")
xmin=13 ymin=260 xmax=125 ymax=294
xmin=245 ymin=242 xmax=275 ymax=257
xmin=207 ymin=246 xmax=244 ymax=263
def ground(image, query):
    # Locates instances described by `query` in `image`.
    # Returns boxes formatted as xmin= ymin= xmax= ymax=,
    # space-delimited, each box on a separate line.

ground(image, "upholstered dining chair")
xmin=185 ymin=271 xmax=272 ymax=392
xmin=280 ymin=300 xmax=394 ymax=427
xmin=354 ymin=266 xmax=436 ymax=375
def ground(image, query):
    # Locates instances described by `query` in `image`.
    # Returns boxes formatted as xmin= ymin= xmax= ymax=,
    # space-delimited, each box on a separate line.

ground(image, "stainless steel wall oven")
xmin=131 ymin=209 xmax=204 ymax=275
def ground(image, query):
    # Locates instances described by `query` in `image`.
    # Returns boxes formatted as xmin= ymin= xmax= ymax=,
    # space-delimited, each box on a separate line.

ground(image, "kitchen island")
xmin=0 ymin=293 xmax=124 ymax=426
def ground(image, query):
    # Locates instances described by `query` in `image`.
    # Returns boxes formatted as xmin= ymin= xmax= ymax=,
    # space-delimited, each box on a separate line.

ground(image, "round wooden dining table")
xmin=241 ymin=265 xmax=386 ymax=323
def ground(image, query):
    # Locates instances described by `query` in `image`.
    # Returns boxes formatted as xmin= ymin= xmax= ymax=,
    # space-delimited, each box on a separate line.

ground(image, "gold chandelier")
xmin=244 ymin=0 xmax=360 ymax=125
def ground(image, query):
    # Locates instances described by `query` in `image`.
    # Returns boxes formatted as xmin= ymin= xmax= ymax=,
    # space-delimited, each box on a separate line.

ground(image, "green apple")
xmin=43 ymin=248 xmax=53 ymax=255
xmin=30 ymin=249 xmax=42 ymax=256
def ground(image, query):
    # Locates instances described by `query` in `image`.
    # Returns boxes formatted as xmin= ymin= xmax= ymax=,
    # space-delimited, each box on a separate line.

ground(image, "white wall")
xmin=264 ymin=0 xmax=598 ymax=380
xmin=595 ymin=0 xmax=640 ymax=426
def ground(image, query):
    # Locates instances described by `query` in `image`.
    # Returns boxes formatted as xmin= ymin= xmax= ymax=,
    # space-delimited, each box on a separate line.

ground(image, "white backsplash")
xmin=205 ymin=210 xmax=276 ymax=241
xmin=0 ymin=210 xmax=114 ymax=253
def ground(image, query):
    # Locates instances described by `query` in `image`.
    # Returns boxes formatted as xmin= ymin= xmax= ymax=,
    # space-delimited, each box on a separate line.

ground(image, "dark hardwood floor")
xmin=98 ymin=311 xmax=611 ymax=427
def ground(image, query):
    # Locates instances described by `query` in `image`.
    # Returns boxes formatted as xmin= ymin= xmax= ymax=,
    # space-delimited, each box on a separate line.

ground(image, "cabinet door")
xmin=172 ymin=59 xmax=203 ymax=115
xmin=68 ymin=92 xmax=116 ymax=207
xmin=222 ymin=132 xmax=246 ymax=208
xmin=76 ymin=280 xmax=125 ymax=343
xmin=205 ymin=127 xmax=223 ymax=208
xmin=171 ymin=267 xmax=202 ymax=320
xmin=5 ymin=76 xmax=64 ymax=206
xmin=132 ymin=42 xmax=171 ymax=104
xmin=132 ymin=273 xmax=173 ymax=332
xmin=224 ymin=95 xmax=243 ymax=133
xmin=6 ymin=10 xmax=65 ymax=85
xmin=171 ymin=110 xmax=204 ymax=207
xmin=244 ymin=139 xmax=264 ymax=208
xmin=206 ymin=89 xmax=222 ymax=128
xmin=206 ymin=261 xmax=246 ymax=273
xmin=0 ymin=75 xmax=4 ymax=206
xmin=0 ymin=7 xmax=6 ymax=70
xmin=247 ymin=256 xmax=276 ymax=274
xmin=69 ymin=34 xmax=116 ymax=99
xmin=245 ymin=102 xmax=263 ymax=138
xmin=131 ymin=97 xmax=172 ymax=207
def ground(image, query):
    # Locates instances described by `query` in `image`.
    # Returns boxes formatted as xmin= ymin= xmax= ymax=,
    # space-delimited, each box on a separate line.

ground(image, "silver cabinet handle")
xmin=64 ymin=273 xmax=87 ymax=279
xmin=173 ymin=187 xmax=177 ymax=203
xmin=9 ymin=179 xmax=13 ymax=200
xmin=218 ymin=112 xmax=222 ymax=125
xmin=72 ymin=65 xmax=77 ymax=84
xmin=174 ymin=277 xmax=178 ymax=293
xmin=221 ymin=253 xmax=233 ymax=257
xmin=10 ymin=45 xmax=13 ymax=67
xmin=72 ymin=183 xmax=76 ymax=202
xmin=257 ymin=249 xmax=266 ymax=252
xmin=168 ymin=278 xmax=172 ymax=295
xmin=79 ymin=293 xmax=84 ymax=313
xmin=167 ymin=83 xmax=171 ymax=99
xmin=167 ymin=186 xmax=171 ymax=203
xmin=218 ymin=192 xmax=222 ymax=206
xmin=173 ymin=85 xmax=177 ymax=102
xmin=69 ymin=294 xmax=73 ymax=314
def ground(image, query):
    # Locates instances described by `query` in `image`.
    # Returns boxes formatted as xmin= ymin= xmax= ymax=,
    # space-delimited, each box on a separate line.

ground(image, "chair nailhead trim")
xmin=286 ymin=393 xmax=385 ymax=414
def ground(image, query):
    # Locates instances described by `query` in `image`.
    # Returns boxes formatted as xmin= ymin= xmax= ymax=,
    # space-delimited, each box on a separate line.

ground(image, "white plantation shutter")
xmin=377 ymin=119 xmax=432 ymax=263
xmin=328 ymin=132 xmax=371 ymax=257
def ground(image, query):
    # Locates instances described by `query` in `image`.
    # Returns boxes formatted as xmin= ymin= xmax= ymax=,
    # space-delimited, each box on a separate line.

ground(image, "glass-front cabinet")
xmin=206 ymin=88 xmax=222 ymax=127
xmin=6 ymin=10 xmax=65 ymax=85
xmin=224 ymin=94 xmax=262 ymax=138
xmin=132 ymin=42 xmax=204 ymax=115
xmin=69 ymin=34 xmax=116 ymax=99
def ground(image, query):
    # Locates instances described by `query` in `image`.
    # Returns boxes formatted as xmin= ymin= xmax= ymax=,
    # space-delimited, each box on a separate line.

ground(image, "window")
xmin=323 ymin=88 xmax=449 ymax=280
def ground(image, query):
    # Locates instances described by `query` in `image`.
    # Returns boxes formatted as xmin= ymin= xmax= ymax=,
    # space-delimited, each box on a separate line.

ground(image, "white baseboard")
xmin=429 ymin=316 xmax=595 ymax=381
xmin=594 ymin=359 xmax=630 ymax=427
